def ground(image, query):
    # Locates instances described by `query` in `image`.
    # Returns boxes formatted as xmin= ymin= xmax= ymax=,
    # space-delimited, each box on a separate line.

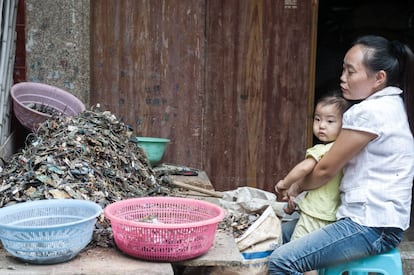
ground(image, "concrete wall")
xmin=25 ymin=0 xmax=90 ymax=105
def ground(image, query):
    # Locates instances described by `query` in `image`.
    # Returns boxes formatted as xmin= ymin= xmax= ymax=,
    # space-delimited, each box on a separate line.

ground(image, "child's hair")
xmin=316 ymin=92 xmax=350 ymax=115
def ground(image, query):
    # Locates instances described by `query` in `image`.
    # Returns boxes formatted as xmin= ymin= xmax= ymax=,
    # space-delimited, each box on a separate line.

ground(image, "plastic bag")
xmin=219 ymin=186 xmax=287 ymax=217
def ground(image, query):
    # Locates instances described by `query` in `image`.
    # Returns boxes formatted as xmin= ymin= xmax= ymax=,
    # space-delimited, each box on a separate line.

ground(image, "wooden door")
xmin=91 ymin=0 xmax=316 ymax=192
xmin=91 ymin=0 xmax=205 ymax=167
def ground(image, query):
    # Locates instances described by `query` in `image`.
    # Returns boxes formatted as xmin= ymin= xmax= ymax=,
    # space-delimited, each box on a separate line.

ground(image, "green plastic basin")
xmin=136 ymin=137 xmax=170 ymax=166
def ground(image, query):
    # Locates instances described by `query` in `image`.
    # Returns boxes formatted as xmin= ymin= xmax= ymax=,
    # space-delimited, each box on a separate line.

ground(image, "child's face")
xmin=313 ymin=103 xmax=342 ymax=143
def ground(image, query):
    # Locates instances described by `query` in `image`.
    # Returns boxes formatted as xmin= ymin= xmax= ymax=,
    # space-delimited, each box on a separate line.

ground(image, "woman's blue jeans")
xmin=268 ymin=218 xmax=403 ymax=274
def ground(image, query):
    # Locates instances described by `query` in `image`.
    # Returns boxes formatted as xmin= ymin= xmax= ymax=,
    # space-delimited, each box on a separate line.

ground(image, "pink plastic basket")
xmin=10 ymin=82 xmax=85 ymax=131
xmin=104 ymin=197 xmax=226 ymax=262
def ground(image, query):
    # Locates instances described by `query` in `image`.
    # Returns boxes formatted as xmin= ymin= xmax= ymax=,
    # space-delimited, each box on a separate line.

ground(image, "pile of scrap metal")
xmin=0 ymin=107 xmax=264 ymax=247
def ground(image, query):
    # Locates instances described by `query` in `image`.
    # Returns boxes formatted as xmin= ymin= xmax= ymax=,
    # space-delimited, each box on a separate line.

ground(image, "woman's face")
xmin=340 ymin=45 xmax=381 ymax=100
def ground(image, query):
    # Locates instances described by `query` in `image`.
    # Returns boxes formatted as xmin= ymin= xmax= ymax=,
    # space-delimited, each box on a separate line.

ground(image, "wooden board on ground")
xmin=0 ymin=247 xmax=174 ymax=275
xmin=170 ymin=170 xmax=214 ymax=191
xmin=175 ymin=231 xmax=243 ymax=267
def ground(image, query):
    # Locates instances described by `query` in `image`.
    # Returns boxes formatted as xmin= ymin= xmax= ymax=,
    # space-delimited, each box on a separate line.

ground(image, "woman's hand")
xmin=276 ymin=180 xmax=298 ymax=214
xmin=284 ymin=197 xmax=297 ymax=214
xmin=286 ymin=181 xmax=303 ymax=199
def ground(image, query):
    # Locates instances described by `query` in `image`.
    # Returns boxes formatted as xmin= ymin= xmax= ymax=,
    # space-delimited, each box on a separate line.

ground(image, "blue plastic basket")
xmin=0 ymin=199 xmax=102 ymax=264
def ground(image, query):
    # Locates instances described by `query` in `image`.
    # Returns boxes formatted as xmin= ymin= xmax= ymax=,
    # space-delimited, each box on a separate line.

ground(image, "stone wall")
xmin=25 ymin=0 xmax=90 ymax=105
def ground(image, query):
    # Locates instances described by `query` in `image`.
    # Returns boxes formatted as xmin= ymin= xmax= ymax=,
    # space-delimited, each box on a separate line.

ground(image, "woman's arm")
xmin=292 ymin=129 xmax=376 ymax=194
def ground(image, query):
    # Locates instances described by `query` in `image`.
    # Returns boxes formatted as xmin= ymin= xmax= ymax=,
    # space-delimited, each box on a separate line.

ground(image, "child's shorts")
xmin=290 ymin=211 xmax=333 ymax=241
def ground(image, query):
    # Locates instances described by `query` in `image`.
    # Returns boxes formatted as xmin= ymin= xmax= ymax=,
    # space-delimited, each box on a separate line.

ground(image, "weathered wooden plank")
xmin=175 ymin=231 xmax=243 ymax=267
xmin=91 ymin=0 xmax=314 ymax=193
xmin=0 ymin=247 xmax=174 ymax=274
xmin=204 ymin=0 xmax=313 ymax=191
xmin=91 ymin=0 xmax=205 ymax=167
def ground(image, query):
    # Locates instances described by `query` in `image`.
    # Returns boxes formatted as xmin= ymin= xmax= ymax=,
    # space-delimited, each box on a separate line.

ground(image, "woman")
xmin=269 ymin=35 xmax=414 ymax=274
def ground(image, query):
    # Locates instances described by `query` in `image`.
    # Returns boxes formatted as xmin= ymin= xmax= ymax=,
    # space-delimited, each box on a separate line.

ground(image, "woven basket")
xmin=10 ymin=82 xmax=85 ymax=131
xmin=0 ymin=199 xmax=102 ymax=264
xmin=104 ymin=197 xmax=226 ymax=262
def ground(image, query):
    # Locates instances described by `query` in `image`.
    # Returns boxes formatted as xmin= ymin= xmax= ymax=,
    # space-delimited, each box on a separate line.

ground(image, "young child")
xmin=276 ymin=93 xmax=349 ymax=275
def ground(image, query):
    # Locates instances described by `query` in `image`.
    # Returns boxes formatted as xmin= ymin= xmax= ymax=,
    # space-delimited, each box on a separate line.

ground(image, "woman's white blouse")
xmin=338 ymin=86 xmax=414 ymax=230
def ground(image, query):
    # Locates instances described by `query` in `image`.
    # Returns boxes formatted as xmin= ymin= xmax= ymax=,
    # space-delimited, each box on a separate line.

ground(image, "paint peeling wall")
xmin=25 ymin=0 xmax=90 ymax=105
